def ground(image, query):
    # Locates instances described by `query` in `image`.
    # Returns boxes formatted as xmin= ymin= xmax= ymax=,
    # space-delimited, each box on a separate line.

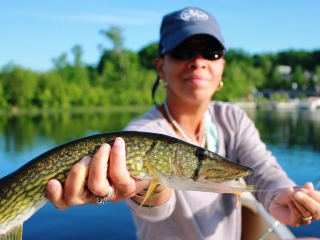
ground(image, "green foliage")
xmin=100 ymin=25 xmax=124 ymax=51
xmin=277 ymin=50 xmax=313 ymax=70
xmin=315 ymin=65 xmax=320 ymax=83
xmin=0 ymin=64 xmax=39 ymax=109
xmin=270 ymin=92 xmax=289 ymax=102
xmin=292 ymin=65 xmax=309 ymax=89
xmin=213 ymin=57 xmax=265 ymax=101
xmin=1 ymin=26 xmax=319 ymax=112
xmin=0 ymin=82 xmax=8 ymax=109
xmin=138 ymin=42 xmax=158 ymax=70
xmin=224 ymin=49 xmax=253 ymax=65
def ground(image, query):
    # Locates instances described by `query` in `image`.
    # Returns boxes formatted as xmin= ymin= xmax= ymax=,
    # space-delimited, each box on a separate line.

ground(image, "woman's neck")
xmin=159 ymin=98 xmax=210 ymax=144
xmin=166 ymin=97 xmax=209 ymax=125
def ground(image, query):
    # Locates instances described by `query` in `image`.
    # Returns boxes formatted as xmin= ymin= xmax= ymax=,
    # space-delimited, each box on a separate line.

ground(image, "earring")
xmin=161 ymin=79 xmax=168 ymax=87
xmin=216 ymin=81 xmax=224 ymax=91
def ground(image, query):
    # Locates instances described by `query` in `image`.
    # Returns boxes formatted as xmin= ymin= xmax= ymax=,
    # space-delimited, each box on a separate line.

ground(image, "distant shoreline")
xmin=0 ymin=105 xmax=152 ymax=117
xmin=234 ymin=97 xmax=320 ymax=111
xmin=2 ymin=98 xmax=320 ymax=117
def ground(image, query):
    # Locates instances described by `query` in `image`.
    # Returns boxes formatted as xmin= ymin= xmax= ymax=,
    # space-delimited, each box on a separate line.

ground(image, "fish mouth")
xmin=165 ymin=178 xmax=258 ymax=194
xmin=203 ymin=167 xmax=255 ymax=181
xmin=206 ymin=151 xmax=256 ymax=181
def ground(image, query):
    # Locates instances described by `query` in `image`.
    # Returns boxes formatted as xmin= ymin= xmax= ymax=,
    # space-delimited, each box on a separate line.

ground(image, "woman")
xmin=46 ymin=7 xmax=320 ymax=239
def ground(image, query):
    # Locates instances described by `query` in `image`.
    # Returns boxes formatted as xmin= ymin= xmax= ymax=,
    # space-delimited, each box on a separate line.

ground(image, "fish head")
xmin=172 ymin=145 xmax=255 ymax=181
xmin=193 ymin=147 xmax=255 ymax=181
xmin=164 ymin=144 xmax=258 ymax=193
xmin=143 ymin=138 xmax=257 ymax=194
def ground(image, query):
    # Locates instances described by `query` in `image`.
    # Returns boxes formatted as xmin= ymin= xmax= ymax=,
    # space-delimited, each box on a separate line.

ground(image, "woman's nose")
xmin=187 ymin=52 xmax=207 ymax=69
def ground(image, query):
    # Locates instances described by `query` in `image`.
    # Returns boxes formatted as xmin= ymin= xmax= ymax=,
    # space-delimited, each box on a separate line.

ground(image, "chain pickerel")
xmin=0 ymin=131 xmax=257 ymax=239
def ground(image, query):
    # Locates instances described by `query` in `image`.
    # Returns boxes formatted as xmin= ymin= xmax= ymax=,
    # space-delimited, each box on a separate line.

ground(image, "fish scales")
xmin=0 ymin=131 xmax=257 ymax=239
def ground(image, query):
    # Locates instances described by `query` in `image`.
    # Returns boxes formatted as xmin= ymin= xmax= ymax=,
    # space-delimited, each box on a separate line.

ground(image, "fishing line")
xmin=243 ymin=174 xmax=320 ymax=193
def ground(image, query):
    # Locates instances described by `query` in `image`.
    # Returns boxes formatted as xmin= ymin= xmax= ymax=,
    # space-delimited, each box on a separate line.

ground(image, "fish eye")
xmin=195 ymin=148 xmax=208 ymax=161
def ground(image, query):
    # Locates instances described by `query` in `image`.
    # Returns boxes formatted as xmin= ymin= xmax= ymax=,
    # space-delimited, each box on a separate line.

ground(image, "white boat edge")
xmin=241 ymin=190 xmax=295 ymax=240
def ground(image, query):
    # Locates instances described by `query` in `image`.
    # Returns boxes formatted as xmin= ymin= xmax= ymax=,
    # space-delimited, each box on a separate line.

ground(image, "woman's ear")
xmin=155 ymin=57 xmax=165 ymax=79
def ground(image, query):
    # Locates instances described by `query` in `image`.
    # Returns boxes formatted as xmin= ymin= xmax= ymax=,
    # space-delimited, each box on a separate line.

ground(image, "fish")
xmin=0 ymin=131 xmax=257 ymax=239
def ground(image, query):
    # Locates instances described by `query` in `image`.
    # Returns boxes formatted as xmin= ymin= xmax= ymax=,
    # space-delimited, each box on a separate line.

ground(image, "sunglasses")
xmin=163 ymin=44 xmax=225 ymax=61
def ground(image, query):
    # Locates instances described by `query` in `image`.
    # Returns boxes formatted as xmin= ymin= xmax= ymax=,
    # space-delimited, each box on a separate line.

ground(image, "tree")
xmin=72 ymin=45 xmax=83 ymax=68
xmin=138 ymin=42 xmax=158 ymax=70
xmin=35 ymin=72 xmax=69 ymax=108
xmin=314 ymin=65 xmax=320 ymax=87
xmin=52 ymin=46 xmax=89 ymax=86
xmin=214 ymin=61 xmax=252 ymax=101
xmin=97 ymin=26 xmax=127 ymax=81
xmin=277 ymin=50 xmax=312 ymax=71
xmin=0 ymin=82 xmax=8 ymax=109
xmin=70 ymin=45 xmax=90 ymax=86
xmin=100 ymin=25 xmax=124 ymax=51
xmin=0 ymin=64 xmax=39 ymax=108
xmin=224 ymin=49 xmax=254 ymax=65
xmin=292 ymin=65 xmax=308 ymax=89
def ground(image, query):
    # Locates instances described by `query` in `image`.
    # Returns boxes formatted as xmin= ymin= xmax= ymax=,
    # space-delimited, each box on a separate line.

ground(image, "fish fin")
xmin=0 ymin=225 xmax=23 ymax=240
xmin=235 ymin=192 xmax=242 ymax=208
xmin=140 ymin=179 xmax=159 ymax=207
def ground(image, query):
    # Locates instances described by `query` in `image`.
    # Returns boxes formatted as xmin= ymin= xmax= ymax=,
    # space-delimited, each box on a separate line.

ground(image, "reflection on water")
xmin=245 ymin=109 xmax=320 ymax=238
xmin=246 ymin=109 xmax=320 ymax=151
xmin=0 ymin=110 xmax=143 ymax=175
xmin=2 ymin=108 xmax=320 ymax=157
xmin=1 ymin=108 xmax=320 ymax=238
xmin=0 ymin=110 xmax=142 ymax=154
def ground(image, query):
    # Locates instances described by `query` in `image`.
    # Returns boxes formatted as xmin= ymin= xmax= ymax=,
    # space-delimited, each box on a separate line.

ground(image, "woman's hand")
xmin=269 ymin=182 xmax=320 ymax=227
xmin=46 ymin=137 xmax=149 ymax=210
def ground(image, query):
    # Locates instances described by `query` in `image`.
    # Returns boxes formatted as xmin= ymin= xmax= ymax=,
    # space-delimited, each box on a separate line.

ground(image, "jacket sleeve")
xmin=124 ymin=191 xmax=176 ymax=222
xmin=213 ymin=103 xmax=295 ymax=209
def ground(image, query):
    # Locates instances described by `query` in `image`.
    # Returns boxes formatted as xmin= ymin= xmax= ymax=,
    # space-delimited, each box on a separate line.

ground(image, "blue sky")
xmin=1 ymin=0 xmax=320 ymax=71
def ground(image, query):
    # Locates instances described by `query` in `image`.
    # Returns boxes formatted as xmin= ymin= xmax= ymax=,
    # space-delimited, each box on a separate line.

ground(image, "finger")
xmin=64 ymin=156 xmax=93 ymax=205
xmin=287 ymin=196 xmax=301 ymax=227
xmin=295 ymin=183 xmax=320 ymax=220
xmin=109 ymin=137 xmax=140 ymax=200
xmin=109 ymin=137 xmax=149 ymax=201
xmin=288 ymin=187 xmax=312 ymax=220
xmin=88 ymin=143 xmax=111 ymax=197
xmin=300 ymin=182 xmax=320 ymax=201
xmin=302 ymin=182 xmax=314 ymax=190
xmin=46 ymin=179 xmax=70 ymax=210
xmin=294 ymin=190 xmax=320 ymax=220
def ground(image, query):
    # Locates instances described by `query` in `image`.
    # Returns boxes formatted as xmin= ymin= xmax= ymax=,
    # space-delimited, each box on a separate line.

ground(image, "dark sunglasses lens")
xmin=202 ymin=47 xmax=224 ymax=60
xmin=169 ymin=46 xmax=194 ymax=60
xmin=169 ymin=45 xmax=224 ymax=60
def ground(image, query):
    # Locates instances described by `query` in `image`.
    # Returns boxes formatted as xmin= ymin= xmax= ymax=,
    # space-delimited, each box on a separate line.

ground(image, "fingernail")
xmin=295 ymin=191 xmax=304 ymax=200
xmin=99 ymin=143 xmax=110 ymax=151
xmin=81 ymin=156 xmax=91 ymax=166
xmin=113 ymin=137 xmax=124 ymax=146
xmin=47 ymin=181 xmax=57 ymax=193
xmin=287 ymin=187 xmax=295 ymax=196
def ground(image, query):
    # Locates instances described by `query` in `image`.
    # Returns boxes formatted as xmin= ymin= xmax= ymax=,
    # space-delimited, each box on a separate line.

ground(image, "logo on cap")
xmin=180 ymin=8 xmax=209 ymax=21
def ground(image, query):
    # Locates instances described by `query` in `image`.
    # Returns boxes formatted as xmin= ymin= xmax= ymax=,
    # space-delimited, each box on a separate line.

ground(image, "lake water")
xmin=1 ymin=108 xmax=320 ymax=239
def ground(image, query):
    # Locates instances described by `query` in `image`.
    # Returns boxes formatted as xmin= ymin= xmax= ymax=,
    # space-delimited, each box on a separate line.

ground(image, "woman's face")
xmin=156 ymin=35 xmax=225 ymax=104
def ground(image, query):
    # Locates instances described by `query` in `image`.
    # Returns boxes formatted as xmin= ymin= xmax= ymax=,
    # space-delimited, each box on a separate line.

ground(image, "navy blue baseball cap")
xmin=159 ymin=7 xmax=226 ymax=53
